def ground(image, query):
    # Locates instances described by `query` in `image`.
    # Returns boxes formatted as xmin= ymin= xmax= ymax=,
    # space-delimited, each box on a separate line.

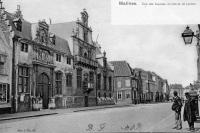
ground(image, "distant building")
xmin=110 ymin=61 xmax=133 ymax=104
xmin=169 ymin=84 xmax=184 ymax=99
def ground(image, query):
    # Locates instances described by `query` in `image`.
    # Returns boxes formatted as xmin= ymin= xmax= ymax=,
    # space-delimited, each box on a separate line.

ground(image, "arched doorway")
xmin=37 ymin=73 xmax=49 ymax=109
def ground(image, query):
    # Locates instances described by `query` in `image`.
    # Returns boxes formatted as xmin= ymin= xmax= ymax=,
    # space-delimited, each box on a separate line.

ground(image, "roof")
xmin=49 ymin=22 xmax=76 ymax=41
xmin=5 ymin=11 xmax=32 ymax=40
xmin=109 ymin=61 xmax=132 ymax=77
xmin=51 ymin=35 xmax=71 ymax=55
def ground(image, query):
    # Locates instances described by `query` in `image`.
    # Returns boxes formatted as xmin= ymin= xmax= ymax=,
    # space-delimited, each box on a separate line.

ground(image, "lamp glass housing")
xmin=182 ymin=26 xmax=194 ymax=45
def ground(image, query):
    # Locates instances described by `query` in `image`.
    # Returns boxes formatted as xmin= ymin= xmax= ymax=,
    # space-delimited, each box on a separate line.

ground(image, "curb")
xmin=0 ymin=113 xmax=58 ymax=121
xmin=73 ymin=104 xmax=132 ymax=112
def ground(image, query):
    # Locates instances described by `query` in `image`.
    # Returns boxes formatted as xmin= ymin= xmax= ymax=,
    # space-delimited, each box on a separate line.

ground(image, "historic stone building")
xmin=50 ymin=9 xmax=98 ymax=107
xmin=0 ymin=3 xmax=13 ymax=113
xmin=95 ymin=43 xmax=114 ymax=105
xmin=0 ymin=3 xmax=73 ymax=112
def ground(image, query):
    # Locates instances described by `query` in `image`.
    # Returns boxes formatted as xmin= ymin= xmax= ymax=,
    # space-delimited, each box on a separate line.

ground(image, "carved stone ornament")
xmin=81 ymin=9 xmax=88 ymax=26
xmin=35 ymin=20 xmax=49 ymax=45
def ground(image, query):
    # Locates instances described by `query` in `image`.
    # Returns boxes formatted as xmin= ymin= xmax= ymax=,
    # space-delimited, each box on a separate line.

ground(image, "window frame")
xmin=55 ymin=72 xmax=62 ymax=94
xmin=18 ymin=66 xmax=29 ymax=93
xmin=125 ymin=79 xmax=130 ymax=87
xmin=21 ymin=43 xmax=28 ymax=52
xmin=77 ymin=69 xmax=82 ymax=88
xmin=97 ymin=73 xmax=101 ymax=90
xmin=117 ymin=91 xmax=122 ymax=100
xmin=0 ymin=83 xmax=7 ymax=103
xmin=66 ymin=73 xmax=72 ymax=87
xmin=125 ymin=90 xmax=131 ymax=99
xmin=67 ymin=57 xmax=71 ymax=65
xmin=117 ymin=81 xmax=121 ymax=88
xmin=56 ymin=54 xmax=61 ymax=62
xmin=108 ymin=77 xmax=112 ymax=91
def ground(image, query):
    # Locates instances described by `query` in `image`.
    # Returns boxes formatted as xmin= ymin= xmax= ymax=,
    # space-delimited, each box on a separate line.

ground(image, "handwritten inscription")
xmin=17 ymin=128 xmax=36 ymax=132
xmin=121 ymin=122 xmax=142 ymax=131
xmin=86 ymin=123 xmax=106 ymax=132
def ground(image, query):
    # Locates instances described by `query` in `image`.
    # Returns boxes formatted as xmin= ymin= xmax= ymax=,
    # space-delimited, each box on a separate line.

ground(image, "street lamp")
xmin=182 ymin=25 xmax=200 ymax=45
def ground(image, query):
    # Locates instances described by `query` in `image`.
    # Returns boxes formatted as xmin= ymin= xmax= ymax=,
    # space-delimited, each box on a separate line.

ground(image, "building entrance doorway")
xmin=37 ymin=73 xmax=49 ymax=109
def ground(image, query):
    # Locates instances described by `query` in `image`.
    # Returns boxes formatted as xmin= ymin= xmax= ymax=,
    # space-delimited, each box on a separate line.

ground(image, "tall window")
xmin=125 ymin=80 xmax=130 ymax=87
xmin=0 ymin=83 xmax=8 ymax=103
xmin=0 ymin=55 xmax=6 ymax=75
xmin=79 ymin=47 xmax=83 ymax=56
xmin=117 ymin=81 xmax=121 ymax=88
xmin=83 ymin=30 xmax=88 ymax=42
xmin=97 ymin=74 xmax=101 ymax=90
xmin=89 ymin=72 xmax=94 ymax=83
xmin=109 ymin=77 xmax=112 ymax=91
xmin=77 ymin=69 xmax=82 ymax=88
xmin=125 ymin=90 xmax=131 ymax=99
xmin=109 ymin=93 xmax=112 ymax=98
xmin=67 ymin=57 xmax=71 ymax=65
xmin=66 ymin=74 xmax=72 ymax=87
xmin=98 ymin=92 xmax=101 ymax=98
xmin=18 ymin=66 xmax=29 ymax=93
xmin=56 ymin=54 xmax=61 ymax=62
xmin=0 ymin=63 xmax=4 ymax=74
xmin=104 ymin=93 xmax=106 ymax=98
xmin=104 ymin=76 xmax=107 ymax=90
xmin=21 ymin=43 xmax=28 ymax=52
xmin=55 ymin=72 xmax=62 ymax=94
xmin=117 ymin=91 xmax=122 ymax=100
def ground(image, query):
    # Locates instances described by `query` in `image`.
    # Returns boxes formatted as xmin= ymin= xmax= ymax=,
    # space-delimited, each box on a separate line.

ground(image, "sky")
xmin=4 ymin=0 xmax=199 ymax=86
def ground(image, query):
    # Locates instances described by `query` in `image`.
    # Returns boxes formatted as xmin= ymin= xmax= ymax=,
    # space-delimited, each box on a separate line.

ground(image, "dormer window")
xmin=13 ymin=18 xmax=22 ymax=32
xmin=50 ymin=34 xmax=56 ymax=45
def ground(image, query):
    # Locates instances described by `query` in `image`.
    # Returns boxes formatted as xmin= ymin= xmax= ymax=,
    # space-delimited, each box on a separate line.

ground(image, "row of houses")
xmin=111 ymin=61 xmax=170 ymax=105
xmin=0 ymin=2 xmax=170 ymax=114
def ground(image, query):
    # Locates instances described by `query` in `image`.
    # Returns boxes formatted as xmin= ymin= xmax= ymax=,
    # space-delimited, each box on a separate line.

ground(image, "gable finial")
xmin=0 ymin=0 xmax=4 ymax=9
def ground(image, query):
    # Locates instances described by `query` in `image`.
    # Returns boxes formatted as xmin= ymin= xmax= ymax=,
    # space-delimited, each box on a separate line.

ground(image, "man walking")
xmin=172 ymin=91 xmax=182 ymax=130
xmin=183 ymin=92 xmax=197 ymax=132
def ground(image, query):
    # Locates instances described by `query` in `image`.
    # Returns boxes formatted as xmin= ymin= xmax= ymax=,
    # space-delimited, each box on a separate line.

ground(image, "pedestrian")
xmin=183 ymin=92 xmax=197 ymax=131
xmin=171 ymin=91 xmax=182 ymax=130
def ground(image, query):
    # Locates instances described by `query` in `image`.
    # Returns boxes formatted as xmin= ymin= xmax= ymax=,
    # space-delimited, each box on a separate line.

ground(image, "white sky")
xmin=4 ymin=0 xmax=199 ymax=86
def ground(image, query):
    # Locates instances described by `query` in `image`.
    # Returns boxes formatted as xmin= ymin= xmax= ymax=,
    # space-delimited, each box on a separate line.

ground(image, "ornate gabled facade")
xmin=0 ymin=2 xmax=13 ymax=113
xmin=50 ymin=9 xmax=98 ymax=107
xmin=95 ymin=43 xmax=114 ymax=105
xmin=0 ymin=2 xmax=73 ymax=112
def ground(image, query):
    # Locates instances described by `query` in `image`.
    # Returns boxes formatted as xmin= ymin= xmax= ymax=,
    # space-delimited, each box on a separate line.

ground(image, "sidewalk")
xmin=0 ymin=104 xmax=132 ymax=121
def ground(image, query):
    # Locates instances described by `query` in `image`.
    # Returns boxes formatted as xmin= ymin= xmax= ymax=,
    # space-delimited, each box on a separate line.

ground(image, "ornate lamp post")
xmin=182 ymin=26 xmax=200 ymax=45
xmin=182 ymin=25 xmax=200 ymax=81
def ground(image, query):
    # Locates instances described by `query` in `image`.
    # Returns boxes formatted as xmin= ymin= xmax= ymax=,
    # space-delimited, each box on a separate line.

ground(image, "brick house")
xmin=110 ymin=61 xmax=133 ymax=104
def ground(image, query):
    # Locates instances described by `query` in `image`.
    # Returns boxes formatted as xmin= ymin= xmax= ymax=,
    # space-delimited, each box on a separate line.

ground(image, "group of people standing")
xmin=172 ymin=91 xmax=197 ymax=132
